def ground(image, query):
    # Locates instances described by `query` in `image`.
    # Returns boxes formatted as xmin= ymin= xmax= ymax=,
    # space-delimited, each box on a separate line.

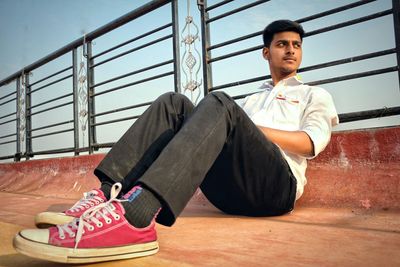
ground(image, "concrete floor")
xmin=0 ymin=191 xmax=399 ymax=267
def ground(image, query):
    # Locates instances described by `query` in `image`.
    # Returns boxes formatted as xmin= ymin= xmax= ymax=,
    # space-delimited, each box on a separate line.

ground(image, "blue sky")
xmin=0 ymin=0 xmax=399 ymax=158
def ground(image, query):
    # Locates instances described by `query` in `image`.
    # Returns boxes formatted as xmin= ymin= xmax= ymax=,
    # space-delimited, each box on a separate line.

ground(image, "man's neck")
xmin=271 ymin=72 xmax=297 ymax=86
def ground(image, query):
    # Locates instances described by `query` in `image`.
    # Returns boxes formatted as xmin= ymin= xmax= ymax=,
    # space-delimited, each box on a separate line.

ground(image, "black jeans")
xmin=94 ymin=92 xmax=297 ymax=226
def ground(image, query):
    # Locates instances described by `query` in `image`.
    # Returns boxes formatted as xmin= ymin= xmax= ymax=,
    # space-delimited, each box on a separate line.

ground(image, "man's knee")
xmin=204 ymin=91 xmax=235 ymax=109
xmin=156 ymin=92 xmax=191 ymax=106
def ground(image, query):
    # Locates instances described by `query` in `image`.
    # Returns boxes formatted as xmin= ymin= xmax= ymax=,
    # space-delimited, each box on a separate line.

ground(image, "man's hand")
xmin=257 ymin=125 xmax=314 ymax=157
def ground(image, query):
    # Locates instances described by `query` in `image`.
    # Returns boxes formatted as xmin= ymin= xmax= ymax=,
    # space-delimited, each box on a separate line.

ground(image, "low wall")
xmin=1 ymin=127 xmax=399 ymax=210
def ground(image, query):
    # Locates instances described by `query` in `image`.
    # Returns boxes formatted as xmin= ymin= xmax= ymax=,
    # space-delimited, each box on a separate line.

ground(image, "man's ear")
xmin=262 ymin=47 xmax=270 ymax=61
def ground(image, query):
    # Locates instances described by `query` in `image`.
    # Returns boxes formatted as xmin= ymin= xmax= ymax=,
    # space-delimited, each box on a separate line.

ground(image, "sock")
xmin=121 ymin=185 xmax=162 ymax=228
xmin=100 ymin=181 xmax=113 ymax=199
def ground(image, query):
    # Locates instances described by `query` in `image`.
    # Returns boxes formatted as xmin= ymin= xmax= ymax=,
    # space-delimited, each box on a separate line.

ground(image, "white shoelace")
xmin=56 ymin=182 xmax=127 ymax=249
xmin=67 ymin=190 xmax=105 ymax=213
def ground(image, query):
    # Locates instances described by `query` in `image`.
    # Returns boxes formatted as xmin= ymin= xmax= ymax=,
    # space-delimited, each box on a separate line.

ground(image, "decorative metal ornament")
xmin=181 ymin=0 xmax=202 ymax=103
xmin=78 ymin=41 xmax=88 ymax=147
xmin=18 ymin=72 xmax=26 ymax=143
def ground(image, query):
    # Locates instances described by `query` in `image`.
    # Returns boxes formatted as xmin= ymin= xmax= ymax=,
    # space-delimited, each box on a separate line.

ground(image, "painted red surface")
xmin=0 ymin=127 xmax=399 ymax=210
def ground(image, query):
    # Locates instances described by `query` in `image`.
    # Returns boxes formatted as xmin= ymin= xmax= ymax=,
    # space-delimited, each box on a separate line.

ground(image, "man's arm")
xmin=257 ymin=125 xmax=314 ymax=157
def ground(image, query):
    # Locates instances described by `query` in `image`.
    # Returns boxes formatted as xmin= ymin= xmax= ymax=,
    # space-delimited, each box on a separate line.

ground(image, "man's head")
xmin=262 ymin=20 xmax=305 ymax=83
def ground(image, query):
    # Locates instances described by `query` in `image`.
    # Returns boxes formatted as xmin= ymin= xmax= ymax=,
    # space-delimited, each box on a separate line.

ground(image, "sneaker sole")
xmin=34 ymin=212 xmax=75 ymax=228
xmin=13 ymin=232 xmax=159 ymax=263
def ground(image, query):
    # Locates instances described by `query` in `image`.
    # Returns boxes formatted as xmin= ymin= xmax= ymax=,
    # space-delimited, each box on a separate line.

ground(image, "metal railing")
xmin=1 ymin=0 xmax=400 ymax=162
xmin=0 ymin=0 xmax=179 ymax=161
xmin=199 ymin=0 xmax=400 ymax=123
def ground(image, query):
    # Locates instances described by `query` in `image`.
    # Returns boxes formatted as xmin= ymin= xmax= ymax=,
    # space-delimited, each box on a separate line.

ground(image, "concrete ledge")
xmin=0 ymin=126 xmax=399 ymax=210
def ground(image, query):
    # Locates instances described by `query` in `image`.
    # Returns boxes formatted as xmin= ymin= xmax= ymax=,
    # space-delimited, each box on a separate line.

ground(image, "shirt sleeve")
xmin=300 ymin=88 xmax=339 ymax=159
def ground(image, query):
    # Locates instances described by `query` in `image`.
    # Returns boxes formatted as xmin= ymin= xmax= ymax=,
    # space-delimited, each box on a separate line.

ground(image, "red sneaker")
xmin=14 ymin=183 xmax=158 ymax=263
xmin=34 ymin=189 xmax=107 ymax=228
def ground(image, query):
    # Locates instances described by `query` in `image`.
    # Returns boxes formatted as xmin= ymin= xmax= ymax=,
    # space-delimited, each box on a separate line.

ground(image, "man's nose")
xmin=286 ymin=44 xmax=295 ymax=54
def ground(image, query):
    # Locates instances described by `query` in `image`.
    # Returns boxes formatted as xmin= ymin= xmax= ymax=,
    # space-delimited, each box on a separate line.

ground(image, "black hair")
xmin=262 ymin=20 xmax=305 ymax=48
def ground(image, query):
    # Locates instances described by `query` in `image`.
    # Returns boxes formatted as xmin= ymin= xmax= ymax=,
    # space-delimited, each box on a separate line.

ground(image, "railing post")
xmin=199 ymin=0 xmax=213 ymax=96
xmin=72 ymin=49 xmax=80 ymax=156
xmin=25 ymin=72 xmax=32 ymax=160
xmin=171 ymin=0 xmax=181 ymax=93
xmin=15 ymin=77 xmax=21 ymax=162
xmin=86 ymin=41 xmax=96 ymax=154
xmin=393 ymin=0 xmax=400 ymax=90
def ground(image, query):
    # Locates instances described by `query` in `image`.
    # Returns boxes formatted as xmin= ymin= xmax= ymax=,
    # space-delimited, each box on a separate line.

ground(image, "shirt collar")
xmin=259 ymin=75 xmax=303 ymax=90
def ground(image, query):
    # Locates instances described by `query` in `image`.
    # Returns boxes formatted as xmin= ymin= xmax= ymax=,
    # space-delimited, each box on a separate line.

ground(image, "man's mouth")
xmin=283 ymin=57 xmax=296 ymax=62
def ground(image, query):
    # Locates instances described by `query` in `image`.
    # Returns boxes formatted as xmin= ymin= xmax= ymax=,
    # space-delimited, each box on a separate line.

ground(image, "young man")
xmin=13 ymin=20 xmax=338 ymax=263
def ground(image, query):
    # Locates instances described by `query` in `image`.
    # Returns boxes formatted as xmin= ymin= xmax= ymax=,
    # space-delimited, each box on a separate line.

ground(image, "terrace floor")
xmin=0 ymin=191 xmax=399 ymax=267
xmin=0 ymin=126 xmax=399 ymax=266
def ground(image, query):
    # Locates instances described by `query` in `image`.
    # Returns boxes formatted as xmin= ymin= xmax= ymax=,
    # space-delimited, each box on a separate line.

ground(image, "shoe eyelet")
xmin=105 ymin=218 xmax=112 ymax=224
xmin=97 ymin=222 xmax=103 ymax=228
xmin=88 ymin=225 xmax=95 ymax=231
xmin=95 ymin=201 xmax=99 ymax=204
xmin=115 ymin=215 xmax=120 ymax=220
xmin=70 ymin=233 xmax=76 ymax=238
xmin=59 ymin=235 xmax=65 ymax=240
xmin=84 ymin=205 xmax=90 ymax=208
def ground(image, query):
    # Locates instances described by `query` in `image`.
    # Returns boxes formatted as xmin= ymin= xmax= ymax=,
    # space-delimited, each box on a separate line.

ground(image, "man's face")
xmin=263 ymin=31 xmax=302 ymax=78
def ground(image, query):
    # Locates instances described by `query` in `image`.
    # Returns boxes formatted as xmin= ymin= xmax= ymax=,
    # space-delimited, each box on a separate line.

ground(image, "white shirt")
xmin=240 ymin=76 xmax=339 ymax=200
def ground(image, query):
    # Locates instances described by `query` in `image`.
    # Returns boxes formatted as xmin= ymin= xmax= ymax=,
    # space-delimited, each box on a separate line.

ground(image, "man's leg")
xmin=94 ymin=92 xmax=194 ymax=193
xmin=200 ymin=95 xmax=297 ymax=217
xmin=137 ymin=91 xmax=295 ymax=226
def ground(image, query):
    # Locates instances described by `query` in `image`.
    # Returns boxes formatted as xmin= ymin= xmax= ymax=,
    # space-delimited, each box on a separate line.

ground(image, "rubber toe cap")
xmin=19 ymin=229 xmax=50 ymax=243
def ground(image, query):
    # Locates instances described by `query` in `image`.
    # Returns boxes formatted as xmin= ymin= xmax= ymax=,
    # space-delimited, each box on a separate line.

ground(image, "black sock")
xmin=121 ymin=185 xmax=162 ymax=228
xmin=100 ymin=181 xmax=113 ymax=199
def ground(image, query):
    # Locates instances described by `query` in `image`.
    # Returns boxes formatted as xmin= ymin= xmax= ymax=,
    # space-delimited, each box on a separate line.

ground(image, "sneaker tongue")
xmin=88 ymin=189 xmax=106 ymax=200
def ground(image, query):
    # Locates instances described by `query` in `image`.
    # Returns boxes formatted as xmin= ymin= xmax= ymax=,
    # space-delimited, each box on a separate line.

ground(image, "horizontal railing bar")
xmin=91 ymin=71 xmax=174 ymax=97
xmin=305 ymin=9 xmax=392 ymax=37
xmin=30 ymin=119 xmax=74 ymax=132
xmin=0 ymin=111 xmax=17 ymax=120
xmin=208 ymin=9 xmax=392 ymax=62
xmin=206 ymin=0 xmax=270 ymax=24
xmin=29 ymin=66 xmax=73 ymax=87
xmin=92 ymin=101 xmax=152 ymax=118
xmin=0 ymin=90 xmax=16 ymax=101
xmin=0 ymin=0 xmax=171 ymax=86
xmin=29 ymin=101 xmax=73 ymax=116
xmin=212 ymin=64 xmax=397 ymax=93
xmin=92 ymin=114 xmax=141 ymax=127
xmin=29 ymin=74 xmax=73 ymax=94
xmin=91 ymin=34 xmax=173 ymax=69
xmin=232 ymin=92 xmax=256 ymax=100
xmin=0 ymin=132 xmax=16 ymax=139
xmin=338 ymin=106 xmax=400 ymax=123
xmin=0 ymin=154 xmax=15 ymax=160
xmin=210 ymin=74 xmax=270 ymax=92
xmin=0 ymin=96 xmax=17 ymax=107
xmin=298 ymin=48 xmax=396 ymax=73
xmin=0 ymin=117 xmax=17 ymax=126
xmin=308 ymin=66 xmax=398 ymax=86
xmin=92 ymin=22 xmax=173 ymax=59
xmin=0 ymin=139 xmax=16 ymax=146
xmin=92 ymin=60 xmax=173 ymax=88
xmin=209 ymin=44 xmax=263 ymax=63
xmin=31 ymin=128 xmax=74 ymax=139
xmin=29 ymin=93 xmax=73 ymax=110
xmin=207 ymin=0 xmax=375 ymax=51
xmin=208 ymin=31 xmax=261 ymax=51
xmin=297 ymin=0 xmax=375 ymax=24
xmin=28 ymin=147 xmax=76 ymax=156
xmin=206 ymin=0 xmax=235 ymax=12
xmin=93 ymin=142 xmax=115 ymax=148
